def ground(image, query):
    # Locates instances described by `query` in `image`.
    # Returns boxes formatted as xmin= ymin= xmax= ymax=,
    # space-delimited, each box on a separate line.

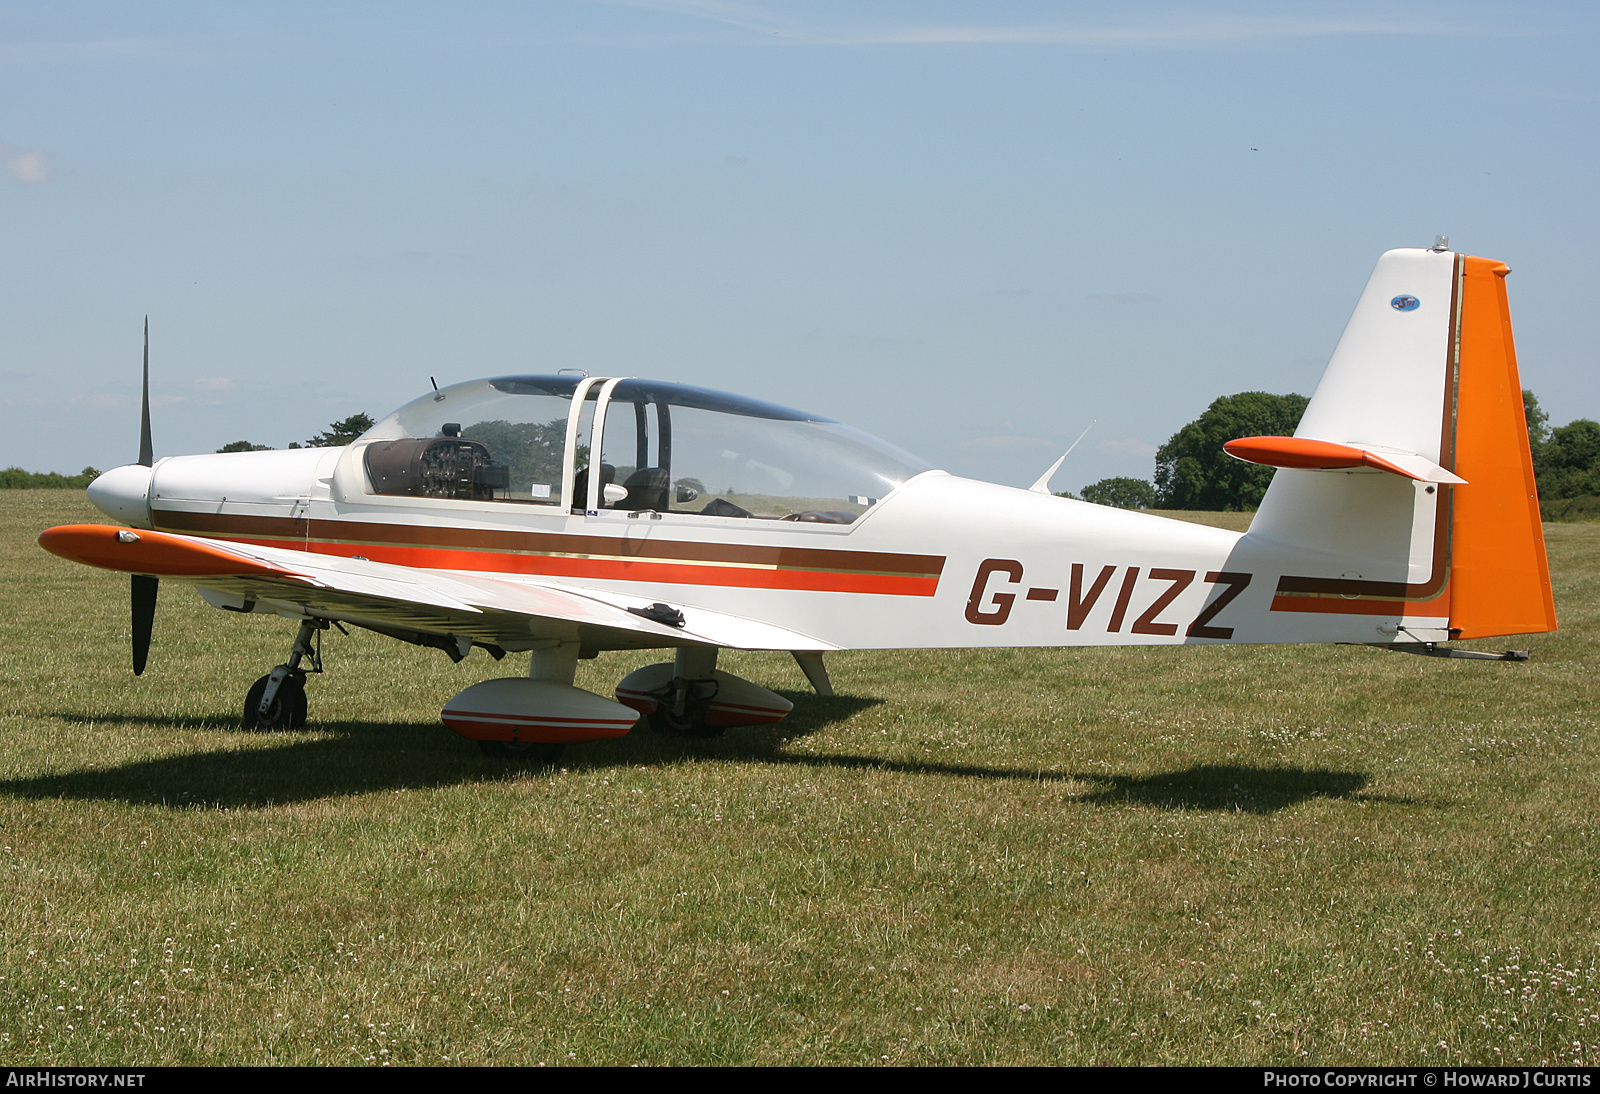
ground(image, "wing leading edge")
xmin=38 ymin=524 xmax=838 ymax=654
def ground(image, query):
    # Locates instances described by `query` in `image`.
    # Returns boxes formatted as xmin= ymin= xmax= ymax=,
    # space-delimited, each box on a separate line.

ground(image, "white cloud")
xmin=2 ymin=144 xmax=48 ymax=183
xmin=818 ymin=17 xmax=1450 ymax=48
xmin=594 ymin=1 xmax=1474 ymax=47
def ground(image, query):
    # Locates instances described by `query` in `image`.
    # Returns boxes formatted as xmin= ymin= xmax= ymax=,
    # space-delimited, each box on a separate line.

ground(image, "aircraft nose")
xmin=87 ymin=464 xmax=155 ymax=529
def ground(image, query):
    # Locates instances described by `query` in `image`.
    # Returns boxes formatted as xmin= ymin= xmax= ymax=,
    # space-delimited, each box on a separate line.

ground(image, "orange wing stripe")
xmin=38 ymin=524 xmax=302 ymax=579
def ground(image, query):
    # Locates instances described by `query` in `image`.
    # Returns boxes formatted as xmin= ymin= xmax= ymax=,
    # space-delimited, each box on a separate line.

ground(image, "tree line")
xmin=1072 ymin=390 xmax=1600 ymax=517
xmin=217 ymin=413 xmax=376 ymax=452
xmin=0 ymin=414 xmax=375 ymax=486
xmin=0 ymin=467 xmax=103 ymax=489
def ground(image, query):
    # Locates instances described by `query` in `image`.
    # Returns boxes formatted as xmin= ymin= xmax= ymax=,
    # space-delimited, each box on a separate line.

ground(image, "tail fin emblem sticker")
xmin=1391 ymin=295 xmax=1420 ymax=311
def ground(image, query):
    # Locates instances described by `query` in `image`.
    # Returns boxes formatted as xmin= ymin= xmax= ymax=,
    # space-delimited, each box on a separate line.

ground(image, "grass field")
xmin=2 ymin=491 xmax=1597 ymax=1066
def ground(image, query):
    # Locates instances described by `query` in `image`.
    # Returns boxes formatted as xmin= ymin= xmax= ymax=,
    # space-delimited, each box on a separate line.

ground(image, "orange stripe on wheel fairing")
xmin=444 ymin=710 xmax=637 ymax=726
xmin=441 ymin=711 xmax=637 ymax=744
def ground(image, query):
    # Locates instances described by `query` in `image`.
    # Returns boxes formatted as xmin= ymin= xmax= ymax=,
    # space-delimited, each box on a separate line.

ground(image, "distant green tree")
xmin=1154 ymin=391 xmax=1309 ymax=511
xmin=459 ymin=419 xmax=568 ymax=496
xmin=1080 ymin=477 xmax=1158 ymax=510
xmin=305 ymin=413 xmax=375 ymax=448
xmin=217 ymin=440 xmax=273 ymax=453
xmin=0 ymin=467 xmax=100 ymax=488
xmin=1524 ymin=389 xmax=1550 ymax=462
xmin=1537 ymin=418 xmax=1600 ymax=501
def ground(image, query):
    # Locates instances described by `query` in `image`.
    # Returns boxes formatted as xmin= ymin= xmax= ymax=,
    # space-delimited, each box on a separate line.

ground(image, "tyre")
xmin=243 ymin=673 xmax=308 ymax=730
xmin=646 ymin=707 xmax=724 ymax=739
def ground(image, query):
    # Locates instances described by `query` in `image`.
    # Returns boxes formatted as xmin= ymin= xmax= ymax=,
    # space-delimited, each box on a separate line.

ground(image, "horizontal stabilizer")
xmin=1225 ymin=436 xmax=1465 ymax=484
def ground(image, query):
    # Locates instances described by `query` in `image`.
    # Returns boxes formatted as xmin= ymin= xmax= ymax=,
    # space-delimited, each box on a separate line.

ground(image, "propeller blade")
xmin=133 ymin=320 xmax=157 ymax=674
xmin=132 ymin=573 xmax=158 ymax=675
xmin=138 ymin=317 xmax=153 ymax=468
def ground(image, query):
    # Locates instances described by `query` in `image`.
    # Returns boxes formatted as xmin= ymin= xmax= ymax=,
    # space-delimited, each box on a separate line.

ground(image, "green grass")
xmin=2 ymin=490 xmax=1598 ymax=1065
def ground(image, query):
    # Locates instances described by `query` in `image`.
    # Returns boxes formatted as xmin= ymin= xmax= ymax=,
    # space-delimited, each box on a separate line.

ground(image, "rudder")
xmin=1449 ymin=256 xmax=1556 ymax=638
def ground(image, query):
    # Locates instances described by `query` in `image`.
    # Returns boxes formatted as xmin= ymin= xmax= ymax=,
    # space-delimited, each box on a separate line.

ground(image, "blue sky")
xmin=2 ymin=1 xmax=1595 ymax=490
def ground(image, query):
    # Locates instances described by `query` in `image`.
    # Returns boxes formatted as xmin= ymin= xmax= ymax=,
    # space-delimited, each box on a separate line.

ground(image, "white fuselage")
xmin=89 ymin=442 xmax=1445 ymax=653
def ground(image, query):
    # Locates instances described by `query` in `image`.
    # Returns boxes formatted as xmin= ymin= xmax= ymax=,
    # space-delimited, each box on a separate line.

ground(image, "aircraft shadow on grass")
xmin=5 ymin=696 xmax=1401 ymax=814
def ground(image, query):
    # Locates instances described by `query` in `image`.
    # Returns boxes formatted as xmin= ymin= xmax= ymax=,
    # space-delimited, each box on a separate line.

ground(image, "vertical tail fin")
xmin=1240 ymin=247 xmax=1555 ymax=641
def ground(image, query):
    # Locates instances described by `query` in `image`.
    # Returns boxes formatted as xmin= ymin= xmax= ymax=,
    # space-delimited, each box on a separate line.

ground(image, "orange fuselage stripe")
xmin=145 ymin=509 xmax=946 ymax=596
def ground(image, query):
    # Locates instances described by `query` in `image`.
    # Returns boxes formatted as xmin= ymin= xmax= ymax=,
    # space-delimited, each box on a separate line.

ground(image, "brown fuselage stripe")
xmin=1270 ymin=588 xmax=1450 ymax=617
xmin=152 ymin=509 xmax=945 ymax=596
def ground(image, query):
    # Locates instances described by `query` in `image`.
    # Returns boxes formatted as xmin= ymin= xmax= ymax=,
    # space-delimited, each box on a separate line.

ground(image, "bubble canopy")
xmin=357 ymin=376 xmax=935 ymax=520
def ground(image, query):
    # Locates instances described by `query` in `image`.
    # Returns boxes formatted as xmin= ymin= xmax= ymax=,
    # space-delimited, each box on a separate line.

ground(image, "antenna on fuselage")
xmin=1028 ymin=420 xmax=1096 ymax=495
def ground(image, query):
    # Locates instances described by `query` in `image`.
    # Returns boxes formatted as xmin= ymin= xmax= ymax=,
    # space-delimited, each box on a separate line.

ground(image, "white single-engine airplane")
xmin=41 ymin=244 xmax=1556 ymax=760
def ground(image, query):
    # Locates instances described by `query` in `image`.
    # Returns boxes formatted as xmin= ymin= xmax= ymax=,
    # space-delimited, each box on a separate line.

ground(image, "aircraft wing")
xmin=38 ymin=524 xmax=839 ymax=653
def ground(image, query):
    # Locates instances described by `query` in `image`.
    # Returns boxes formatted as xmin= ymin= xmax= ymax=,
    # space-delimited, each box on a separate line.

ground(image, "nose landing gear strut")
xmin=243 ymin=618 xmax=330 ymax=729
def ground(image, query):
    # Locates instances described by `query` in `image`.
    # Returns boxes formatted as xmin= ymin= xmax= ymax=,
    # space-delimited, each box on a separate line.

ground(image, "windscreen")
xmin=360 ymin=376 xmax=587 ymax=504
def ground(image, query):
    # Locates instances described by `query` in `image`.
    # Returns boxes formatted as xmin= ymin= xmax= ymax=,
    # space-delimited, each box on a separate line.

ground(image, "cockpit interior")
xmin=356 ymin=375 xmax=933 ymax=523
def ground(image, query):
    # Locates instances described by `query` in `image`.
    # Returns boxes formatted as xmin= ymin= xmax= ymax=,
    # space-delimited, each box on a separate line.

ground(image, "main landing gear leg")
xmin=650 ymin=646 xmax=722 ymax=738
xmin=476 ymin=641 xmax=576 ymax=762
xmin=243 ymin=618 xmax=324 ymax=730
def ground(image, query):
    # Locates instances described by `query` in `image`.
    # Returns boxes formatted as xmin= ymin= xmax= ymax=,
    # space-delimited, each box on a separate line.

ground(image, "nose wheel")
xmin=243 ymin=619 xmax=325 ymax=730
xmin=244 ymin=671 xmax=308 ymax=729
